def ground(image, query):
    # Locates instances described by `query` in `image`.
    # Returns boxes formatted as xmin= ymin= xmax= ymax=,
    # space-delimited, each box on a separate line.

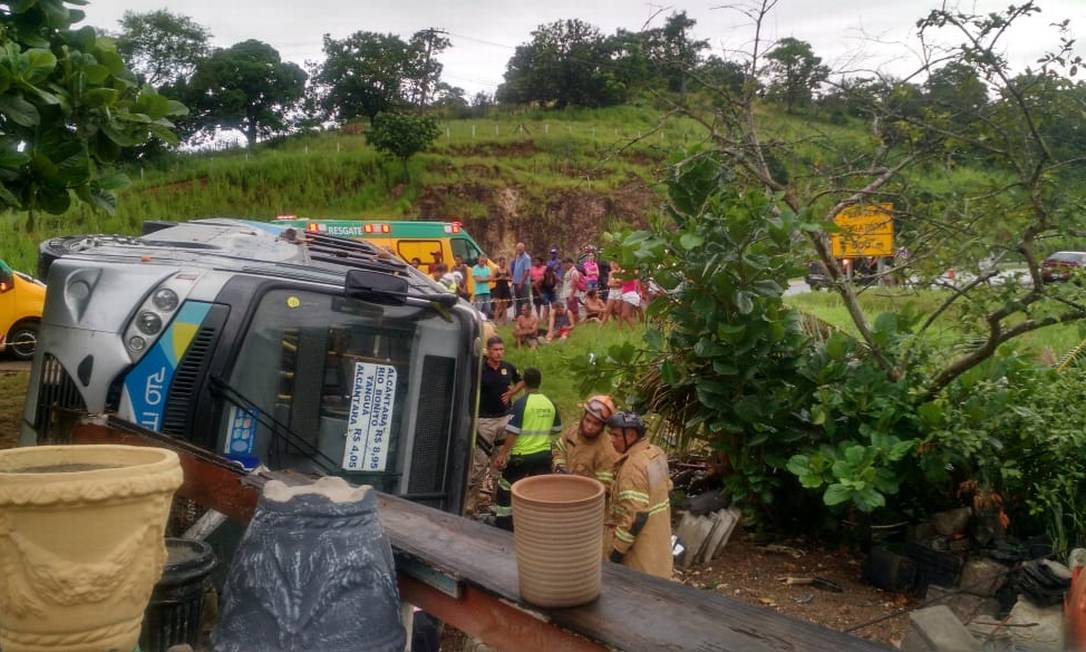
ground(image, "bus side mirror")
xmin=344 ymin=270 xmax=408 ymax=306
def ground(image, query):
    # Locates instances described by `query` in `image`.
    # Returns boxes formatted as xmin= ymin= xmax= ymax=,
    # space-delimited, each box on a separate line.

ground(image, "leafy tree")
xmin=367 ymin=112 xmax=439 ymax=178
xmin=115 ymin=9 xmax=210 ymax=88
xmin=0 ymin=0 xmax=186 ymax=230
xmin=182 ymin=40 xmax=306 ymax=146
xmin=697 ymin=55 xmax=748 ymax=96
xmin=312 ymin=32 xmax=417 ymax=122
xmin=763 ymin=37 xmax=828 ymax=112
xmin=651 ymin=11 xmax=708 ymax=95
xmin=409 ymin=28 xmax=450 ymax=106
xmin=923 ymin=62 xmax=990 ymax=132
xmin=497 ymin=19 xmax=625 ymax=108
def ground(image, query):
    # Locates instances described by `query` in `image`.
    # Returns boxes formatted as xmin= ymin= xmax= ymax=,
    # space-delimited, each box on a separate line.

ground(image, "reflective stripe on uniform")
xmin=614 ymin=528 xmax=635 ymax=543
xmin=648 ymin=500 xmax=669 ymax=516
xmin=618 ymin=490 xmax=650 ymax=503
xmin=498 ymin=477 xmax=512 ymax=491
xmin=493 ymin=505 xmax=512 ymax=516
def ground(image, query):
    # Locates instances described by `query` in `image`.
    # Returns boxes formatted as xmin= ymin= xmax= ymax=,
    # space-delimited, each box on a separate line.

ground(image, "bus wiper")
xmin=208 ymin=376 xmax=341 ymax=476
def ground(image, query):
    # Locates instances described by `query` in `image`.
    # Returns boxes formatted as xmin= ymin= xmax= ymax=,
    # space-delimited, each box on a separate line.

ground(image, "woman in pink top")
xmin=582 ymin=252 xmax=600 ymax=290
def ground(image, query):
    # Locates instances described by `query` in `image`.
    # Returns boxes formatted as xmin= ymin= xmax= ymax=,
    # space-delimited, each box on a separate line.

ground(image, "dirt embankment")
xmin=415 ymin=179 xmax=659 ymax=257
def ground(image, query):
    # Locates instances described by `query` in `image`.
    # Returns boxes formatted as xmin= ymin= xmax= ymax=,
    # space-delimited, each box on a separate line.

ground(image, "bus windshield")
xmin=220 ymin=288 xmax=462 ymax=494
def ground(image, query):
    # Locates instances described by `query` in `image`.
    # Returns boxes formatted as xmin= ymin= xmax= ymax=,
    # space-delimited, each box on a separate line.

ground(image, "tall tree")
xmin=764 ymin=37 xmax=828 ymax=112
xmin=923 ymin=62 xmax=990 ymax=129
xmin=497 ymin=19 xmax=625 ymax=108
xmin=410 ymin=28 xmax=450 ymax=106
xmin=653 ymin=11 xmax=708 ymax=95
xmin=183 ymin=40 xmax=306 ymax=146
xmin=115 ymin=10 xmax=211 ymax=88
xmin=312 ymin=32 xmax=418 ymax=122
xmin=0 ymin=0 xmax=186 ymax=230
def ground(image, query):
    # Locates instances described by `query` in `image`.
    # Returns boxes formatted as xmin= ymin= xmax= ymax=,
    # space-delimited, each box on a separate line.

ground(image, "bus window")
xmin=398 ymin=240 xmax=443 ymax=272
xmin=451 ymin=238 xmax=481 ymax=264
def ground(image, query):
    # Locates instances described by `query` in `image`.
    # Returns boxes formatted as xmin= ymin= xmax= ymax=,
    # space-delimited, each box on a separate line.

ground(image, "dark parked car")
xmin=1042 ymin=251 xmax=1086 ymax=283
xmin=805 ymin=260 xmax=832 ymax=290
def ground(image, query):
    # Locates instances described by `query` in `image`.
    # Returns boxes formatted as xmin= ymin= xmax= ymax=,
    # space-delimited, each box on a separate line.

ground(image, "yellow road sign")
xmin=831 ymin=203 xmax=894 ymax=258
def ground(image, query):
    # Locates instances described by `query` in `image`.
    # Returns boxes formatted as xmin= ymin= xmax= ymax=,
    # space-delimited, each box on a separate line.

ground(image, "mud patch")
xmin=142 ymin=176 xmax=210 ymax=195
xmin=415 ymin=178 xmax=658 ymax=256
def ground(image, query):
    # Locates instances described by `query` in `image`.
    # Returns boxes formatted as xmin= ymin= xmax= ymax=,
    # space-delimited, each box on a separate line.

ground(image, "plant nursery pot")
xmin=511 ymin=474 xmax=606 ymax=608
xmin=214 ymin=476 xmax=405 ymax=652
xmin=0 ymin=444 xmax=183 ymax=652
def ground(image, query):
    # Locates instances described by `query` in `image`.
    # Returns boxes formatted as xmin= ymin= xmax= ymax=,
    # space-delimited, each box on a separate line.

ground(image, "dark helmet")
xmin=607 ymin=411 xmax=645 ymax=436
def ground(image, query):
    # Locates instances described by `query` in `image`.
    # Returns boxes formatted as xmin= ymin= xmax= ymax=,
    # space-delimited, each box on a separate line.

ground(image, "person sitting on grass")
xmin=582 ymin=289 xmax=606 ymax=322
xmin=513 ymin=303 xmax=540 ymax=349
xmin=546 ymin=301 xmax=574 ymax=342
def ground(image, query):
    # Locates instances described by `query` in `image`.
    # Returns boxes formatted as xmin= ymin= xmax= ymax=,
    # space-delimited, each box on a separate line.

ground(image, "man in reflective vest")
xmin=552 ymin=395 xmax=618 ymax=491
xmin=605 ymin=411 xmax=673 ymax=578
xmin=491 ymin=367 xmax=561 ymax=531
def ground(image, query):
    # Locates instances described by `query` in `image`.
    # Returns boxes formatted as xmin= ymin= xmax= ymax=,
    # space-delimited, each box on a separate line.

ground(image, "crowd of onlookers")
xmin=411 ymin=242 xmax=647 ymax=346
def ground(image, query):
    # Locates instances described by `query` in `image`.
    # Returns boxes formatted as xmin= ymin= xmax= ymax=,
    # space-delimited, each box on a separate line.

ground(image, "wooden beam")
xmin=70 ymin=419 xmax=890 ymax=652
xmin=399 ymin=577 xmax=606 ymax=652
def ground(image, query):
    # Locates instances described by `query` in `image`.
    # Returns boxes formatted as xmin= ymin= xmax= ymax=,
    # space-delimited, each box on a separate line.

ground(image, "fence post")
xmin=305 ymin=144 xmax=309 ymax=154
xmin=472 ymin=124 xmax=476 ymax=138
xmin=591 ymin=127 xmax=596 ymax=140
xmin=140 ymin=166 xmax=144 ymax=181
xmin=446 ymin=126 xmax=451 ymax=139
xmin=495 ymin=124 xmax=500 ymax=136
xmin=544 ymin=123 xmax=549 ymax=135
xmin=337 ymin=141 xmax=341 ymax=152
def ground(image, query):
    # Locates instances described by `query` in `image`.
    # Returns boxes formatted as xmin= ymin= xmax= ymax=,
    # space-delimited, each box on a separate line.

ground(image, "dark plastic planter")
xmin=139 ymin=537 xmax=217 ymax=652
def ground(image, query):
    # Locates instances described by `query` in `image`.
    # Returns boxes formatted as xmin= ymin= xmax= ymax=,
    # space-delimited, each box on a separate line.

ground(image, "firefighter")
xmin=605 ymin=411 xmax=673 ymax=579
xmin=552 ymin=395 xmax=618 ymax=490
xmin=491 ymin=367 xmax=562 ymax=531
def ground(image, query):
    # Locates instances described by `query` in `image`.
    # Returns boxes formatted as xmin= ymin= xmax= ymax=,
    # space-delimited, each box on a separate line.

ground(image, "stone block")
xmin=902 ymin=605 xmax=981 ymax=652
xmin=926 ymin=584 xmax=999 ymax=624
xmin=932 ymin=507 xmax=972 ymax=537
xmin=704 ymin=507 xmax=741 ymax=562
xmin=1005 ymin=596 xmax=1064 ymax=652
xmin=675 ymin=512 xmax=714 ymax=569
xmin=960 ymin=558 xmax=1010 ymax=597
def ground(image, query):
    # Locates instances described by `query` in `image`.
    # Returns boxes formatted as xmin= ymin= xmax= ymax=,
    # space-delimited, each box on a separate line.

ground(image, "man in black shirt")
xmin=465 ymin=335 xmax=524 ymax=515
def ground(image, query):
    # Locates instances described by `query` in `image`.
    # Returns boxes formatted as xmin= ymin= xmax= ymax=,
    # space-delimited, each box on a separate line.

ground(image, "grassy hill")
xmin=0 ymin=105 xmax=684 ymax=272
xmin=0 ymin=103 xmax=993 ymax=273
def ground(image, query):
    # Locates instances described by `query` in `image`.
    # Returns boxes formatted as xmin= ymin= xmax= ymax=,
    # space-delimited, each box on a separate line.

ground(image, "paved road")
xmin=0 ymin=360 xmax=30 ymax=372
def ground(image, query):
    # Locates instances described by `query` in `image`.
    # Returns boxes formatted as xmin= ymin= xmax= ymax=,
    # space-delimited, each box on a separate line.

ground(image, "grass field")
xmin=788 ymin=288 xmax=1085 ymax=361
xmin=498 ymin=320 xmax=643 ymax=421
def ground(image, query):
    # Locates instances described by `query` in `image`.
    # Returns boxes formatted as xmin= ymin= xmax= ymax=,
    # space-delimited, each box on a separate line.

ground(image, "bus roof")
xmin=274 ymin=218 xmax=474 ymax=240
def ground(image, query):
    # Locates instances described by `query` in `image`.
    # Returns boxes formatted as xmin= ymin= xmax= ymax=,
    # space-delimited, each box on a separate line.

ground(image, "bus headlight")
xmin=152 ymin=288 xmax=179 ymax=311
xmin=136 ymin=311 xmax=163 ymax=335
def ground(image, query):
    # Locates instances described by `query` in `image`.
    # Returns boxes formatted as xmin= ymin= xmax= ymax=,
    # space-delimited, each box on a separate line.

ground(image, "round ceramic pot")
xmin=512 ymin=474 xmax=605 ymax=607
xmin=214 ymin=477 xmax=405 ymax=652
xmin=0 ymin=444 xmax=183 ymax=652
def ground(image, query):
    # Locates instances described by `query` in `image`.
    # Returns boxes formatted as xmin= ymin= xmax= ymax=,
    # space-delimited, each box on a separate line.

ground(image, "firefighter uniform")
xmin=552 ymin=424 xmax=619 ymax=488
xmin=606 ymin=438 xmax=673 ymax=578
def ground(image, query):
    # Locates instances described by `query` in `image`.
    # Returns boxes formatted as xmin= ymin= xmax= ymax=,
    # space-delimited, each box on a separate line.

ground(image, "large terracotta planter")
xmin=0 ymin=445 xmax=183 ymax=652
xmin=511 ymin=474 xmax=605 ymax=607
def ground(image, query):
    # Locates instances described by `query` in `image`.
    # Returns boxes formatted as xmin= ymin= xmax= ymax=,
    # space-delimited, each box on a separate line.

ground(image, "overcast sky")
xmin=80 ymin=0 xmax=1084 ymax=94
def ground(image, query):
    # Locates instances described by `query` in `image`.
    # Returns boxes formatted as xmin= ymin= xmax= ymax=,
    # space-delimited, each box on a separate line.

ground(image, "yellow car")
xmin=0 ymin=260 xmax=45 ymax=360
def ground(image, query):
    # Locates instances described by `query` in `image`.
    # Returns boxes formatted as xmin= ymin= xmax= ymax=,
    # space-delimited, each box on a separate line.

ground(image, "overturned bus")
xmin=21 ymin=219 xmax=480 ymax=513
